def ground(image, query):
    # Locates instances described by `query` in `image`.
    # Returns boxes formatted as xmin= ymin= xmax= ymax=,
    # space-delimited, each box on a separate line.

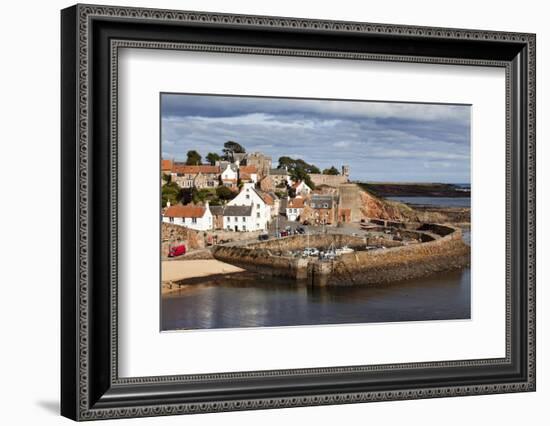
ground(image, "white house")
xmin=220 ymin=163 xmax=239 ymax=191
xmin=286 ymin=197 xmax=305 ymax=221
xmin=226 ymin=182 xmax=270 ymax=231
xmin=259 ymin=191 xmax=280 ymax=217
xmin=292 ymin=180 xmax=312 ymax=197
xmin=221 ymin=163 xmax=239 ymax=180
xmin=162 ymin=203 xmax=213 ymax=231
xmin=223 ymin=205 xmax=254 ymax=232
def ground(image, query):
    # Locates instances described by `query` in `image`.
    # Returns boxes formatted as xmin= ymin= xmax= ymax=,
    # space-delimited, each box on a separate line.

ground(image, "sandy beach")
xmin=162 ymin=259 xmax=244 ymax=288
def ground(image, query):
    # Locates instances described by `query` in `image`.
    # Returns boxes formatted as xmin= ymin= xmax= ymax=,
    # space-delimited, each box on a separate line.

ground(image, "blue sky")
xmin=161 ymin=94 xmax=471 ymax=183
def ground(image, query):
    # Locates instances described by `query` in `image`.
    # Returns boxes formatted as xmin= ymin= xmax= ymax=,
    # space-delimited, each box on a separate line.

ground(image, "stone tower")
xmin=341 ymin=165 xmax=350 ymax=179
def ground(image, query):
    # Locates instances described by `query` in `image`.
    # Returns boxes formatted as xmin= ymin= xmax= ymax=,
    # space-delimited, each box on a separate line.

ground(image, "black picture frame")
xmin=61 ymin=4 xmax=536 ymax=421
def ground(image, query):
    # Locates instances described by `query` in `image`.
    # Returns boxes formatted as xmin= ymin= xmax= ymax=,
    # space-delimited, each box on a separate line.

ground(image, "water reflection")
xmin=162 ymin=268 xmax=470 ymax=331
xmin=162 ymin=229 xmax=471 ymax=331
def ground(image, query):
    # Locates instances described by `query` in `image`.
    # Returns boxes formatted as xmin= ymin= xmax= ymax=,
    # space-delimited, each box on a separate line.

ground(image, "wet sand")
xmin=162 ymin=259 xmax=244 ymax=294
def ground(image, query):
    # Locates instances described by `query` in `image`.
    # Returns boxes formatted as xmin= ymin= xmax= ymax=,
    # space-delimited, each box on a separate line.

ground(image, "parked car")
xmin=296 ymin=227 xmax=306 ymax=234
xmin=280 ymin=230 xmax=289 ymax=237
xmin=302 ymin=220 xmax=310 ymax=225
xmin=258 ymin=233 xmax=269 ymax=241
xmin=168 ymin=244 xmax=186 ymax=257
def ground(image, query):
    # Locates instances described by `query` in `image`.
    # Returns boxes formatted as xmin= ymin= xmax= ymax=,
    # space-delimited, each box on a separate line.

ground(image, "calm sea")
xmin=162 ymin=228 xmax=472 ymax=331
xmin=386 ymin=196 xmax=471 ymax=208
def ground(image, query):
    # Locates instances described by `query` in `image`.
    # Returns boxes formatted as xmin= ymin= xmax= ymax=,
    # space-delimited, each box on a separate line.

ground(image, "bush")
xmin=161 ymin=182 xmax=182 ymax=207
xmin=216 ymin=185 xmax=236 ymax=201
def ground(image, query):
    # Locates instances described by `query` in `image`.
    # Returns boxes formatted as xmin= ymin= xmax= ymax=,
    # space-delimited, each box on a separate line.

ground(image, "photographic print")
xmin=160 ymin=94 xmax=471 ymax=331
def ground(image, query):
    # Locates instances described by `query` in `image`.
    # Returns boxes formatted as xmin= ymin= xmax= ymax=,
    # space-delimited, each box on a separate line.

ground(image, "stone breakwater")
xmin=212 ymin=224 xmax=470 ymax=287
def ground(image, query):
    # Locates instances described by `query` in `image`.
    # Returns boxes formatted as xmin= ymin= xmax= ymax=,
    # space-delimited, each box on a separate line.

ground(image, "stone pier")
xmin=212 ymin=224 xmax=470 ymax=287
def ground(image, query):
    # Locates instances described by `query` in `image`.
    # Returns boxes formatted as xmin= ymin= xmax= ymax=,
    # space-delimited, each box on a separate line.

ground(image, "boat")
xmin=338 ymin=245 xmax=354 ymax=254
xmin=303 ymin=247 xmax=319 ymax=257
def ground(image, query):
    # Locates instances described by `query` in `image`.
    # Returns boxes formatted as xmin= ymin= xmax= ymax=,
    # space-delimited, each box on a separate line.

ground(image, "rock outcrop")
xmin=358 ymin=187 xmax=466 ymax=224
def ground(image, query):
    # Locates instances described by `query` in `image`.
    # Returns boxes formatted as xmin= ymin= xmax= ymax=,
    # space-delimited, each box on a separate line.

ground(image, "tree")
xmin=206 ymin=152 xmax=220 ymax=165
xmin=185 ymin=150 xmax=202 ymax=165
xmin=303 ymin=174 xmax=316 ymax=190
xmin=222 ymin=141 xmax=246 ymax=161
xmin=289 ymin=166 xmax=309 ymax=184
xmin=192 ymin=188 xmax=213 ymax=204
xmin=277 ymin=156 xmax=294 ymax=170
xmin=161 ymin=182 xmax=183 ymax=207
xmin=323 ymin=166 xmax=339 ymax=175
xmin=279 ymin=156 xmax=317 ymax=190
xmin=215 ymin=185 xmax=236 ymax=201
xmin=277 ymin=156 xmax=320 ymax=174
xmin=287 ymin=185 xmax=296 ymax=198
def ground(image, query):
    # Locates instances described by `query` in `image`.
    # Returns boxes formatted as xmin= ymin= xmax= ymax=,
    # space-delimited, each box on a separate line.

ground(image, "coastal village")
xmin=160 ymin=141 xmax=471 ymax=293
xmin=161 ymin=141 xmax=360 ymax=241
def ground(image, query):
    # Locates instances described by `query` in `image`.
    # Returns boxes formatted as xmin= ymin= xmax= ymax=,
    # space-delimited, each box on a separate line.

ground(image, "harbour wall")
xmin=212 ymin=246 xmax=309 ymax=280
xmin=326 ymin=229 xmax=468 ymax=286
xmin=212 ymin=224 xmax=470 ymax=286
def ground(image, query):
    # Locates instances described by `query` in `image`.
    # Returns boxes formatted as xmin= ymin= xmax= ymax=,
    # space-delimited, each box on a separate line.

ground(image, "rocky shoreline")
xmin=358 ymin=182 xmax=470 ymax=198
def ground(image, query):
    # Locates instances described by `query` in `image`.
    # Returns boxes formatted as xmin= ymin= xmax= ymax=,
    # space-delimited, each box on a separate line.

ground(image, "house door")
xmin=234 ymin=225 xmax=238 ymax=232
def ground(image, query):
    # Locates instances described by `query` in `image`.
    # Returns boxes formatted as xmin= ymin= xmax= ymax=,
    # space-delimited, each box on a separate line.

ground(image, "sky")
xmin=161 ymin=94 xmax=471 ymax=183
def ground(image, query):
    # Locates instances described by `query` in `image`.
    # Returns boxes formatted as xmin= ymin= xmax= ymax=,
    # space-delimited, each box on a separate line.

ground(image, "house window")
xmin=243 ymin=225 xmax=246 ymax=231
xmin=256 ymin=204 xmax=260 ymax=209
xmin=192 ymin=217 xmax=197 ymax=224
xmin=246 ymin=194 xmax=250 ymax=199
xmin=256 ymin=212 xmax=260 ymax=218
xmin=169 ymin=217 xmax=174 ymax=223
xmin=242 ymin=217 xmax=246 ymax=222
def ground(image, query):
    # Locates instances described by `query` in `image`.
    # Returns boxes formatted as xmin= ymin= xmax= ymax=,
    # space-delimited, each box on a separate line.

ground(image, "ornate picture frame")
xmin=61 ymin=4 xmax=535 ymax=420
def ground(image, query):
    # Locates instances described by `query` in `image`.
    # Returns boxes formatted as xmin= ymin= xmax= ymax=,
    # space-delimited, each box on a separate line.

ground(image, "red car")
xmin=168 ymin=244 xmax=186 ymax=257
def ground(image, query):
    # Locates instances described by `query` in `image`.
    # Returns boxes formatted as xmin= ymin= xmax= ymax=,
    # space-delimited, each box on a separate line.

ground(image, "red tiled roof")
xmin=161 ymin=159 xmax=173 ymax=172
xmin=239 ymin=165 xmax=257 ymax=174
xmin=288 ymin=198 xmax=305 ymax=208
xmin=164 ymin=204 xmax=206 ymax=218
xmin=260 ymin=192 xmax=275 ymax=206
xmin=172 ymin=165 xmax=220 ymax=175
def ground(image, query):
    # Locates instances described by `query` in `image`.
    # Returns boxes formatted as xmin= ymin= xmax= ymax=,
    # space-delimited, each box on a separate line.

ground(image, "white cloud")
xmin=161 ymin=97 xmax=471 ymax=182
